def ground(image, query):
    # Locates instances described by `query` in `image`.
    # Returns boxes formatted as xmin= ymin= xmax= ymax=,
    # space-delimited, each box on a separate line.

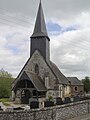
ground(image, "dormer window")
xmin=35 ymin=64 xmax=39 ymax=74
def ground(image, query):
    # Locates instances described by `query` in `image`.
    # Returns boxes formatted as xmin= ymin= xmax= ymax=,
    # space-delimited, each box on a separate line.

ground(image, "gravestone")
xmin=30 ymin=101 xmax=39 ymax=109
xmin=73 ymin=96 xmax=81 ymax=102
xmin=56 ymin=97 xmax=63 ymax=105
xmin=64 ymin=97 xmax=71 ymax=104
xmin=44 ymin=101 xmax=54 ymax=107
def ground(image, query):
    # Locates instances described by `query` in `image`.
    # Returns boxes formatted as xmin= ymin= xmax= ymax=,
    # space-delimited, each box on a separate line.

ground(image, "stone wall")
xmin=24 ymin=50 xmax=59 ymax=98
xmin=25 ymin=50 xmax=57 ymax=89
xmin=71 ymin=85 xmax=84 ymax=96
xmin=0 ymin=100 xmax=90 ymax=120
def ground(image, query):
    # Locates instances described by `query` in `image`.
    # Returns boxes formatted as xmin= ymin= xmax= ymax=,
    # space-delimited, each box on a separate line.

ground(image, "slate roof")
xmin=25 ymin=71 xmax=47 ymax=91
xmin=13 ymin=71 xmax=47 ymax=92
xmin=31 ymin=1 xmax=49 ymax=39
xmin=67 ymin=77 xmax=83 ymax=86
xmin=49 ymin=61 xmax=69 ymax=85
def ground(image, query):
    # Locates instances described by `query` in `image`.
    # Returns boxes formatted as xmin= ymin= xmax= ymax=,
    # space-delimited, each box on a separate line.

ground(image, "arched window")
xmin=35 ymin=64 xmax=39 ymax=74
xmin=75 ymin=86 xmax=78 ymax=91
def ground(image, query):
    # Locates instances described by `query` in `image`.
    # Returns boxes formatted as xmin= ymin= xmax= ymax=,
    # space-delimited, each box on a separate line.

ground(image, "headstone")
xmin=56 ymin=97 xmax=63 ymax=105
xmin=64 ymin=97 xmax=71 ymax=104
xmin=73 ymin=96 xmax=81 ymax=102
xmin=30 ymin=101 xmax=39 ymax=109
xmin=44 ymin=101 xmax=54 ymax=107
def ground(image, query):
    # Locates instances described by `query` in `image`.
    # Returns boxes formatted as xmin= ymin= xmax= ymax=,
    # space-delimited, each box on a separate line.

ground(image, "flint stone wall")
xmin=0 ymin=100 xmax=90 ymax=120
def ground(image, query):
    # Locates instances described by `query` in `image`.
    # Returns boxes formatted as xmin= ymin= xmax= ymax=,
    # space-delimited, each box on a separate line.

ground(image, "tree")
xmin=0 ymin=77 xmax=14 ymax=98
xmin=0 ymin=85 xmax=9 ymax=98
xmin=82 ymin=76 xmax=90 ymax=93
xmin=0 ymin=69 xmax=13 ymax=98
xmin=0 ymin=68 xmax=12 ymax=78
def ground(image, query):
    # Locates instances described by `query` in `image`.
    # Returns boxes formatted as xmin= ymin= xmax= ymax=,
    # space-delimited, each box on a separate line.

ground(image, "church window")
xmin=69 ymin=81 xmax=71 ymax=84
xmin=75 ymin=86 xmax=78 ymax=91
xmin=35 ymin=64 xmax=39 ymax=74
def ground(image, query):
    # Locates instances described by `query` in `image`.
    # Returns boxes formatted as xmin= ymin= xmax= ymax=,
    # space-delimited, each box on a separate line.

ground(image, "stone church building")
xmin=12 ymin=1 xmax=82 ymax=105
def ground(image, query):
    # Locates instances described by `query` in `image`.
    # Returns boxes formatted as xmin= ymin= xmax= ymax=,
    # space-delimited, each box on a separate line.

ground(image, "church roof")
xmin=50 ymin=61 xmax=69 ymax=85
xmin=25 ymin=71 xmax=47 ymax=91
xmin=13 ymin=71 xmax=47 ymax=91
xmin=67 ymin=77 xmax=83 ymax=86
xmin=31 ymin=1 xmax=48 ymax=38
xmin=12 ymin=51 xmax=70 ymax=91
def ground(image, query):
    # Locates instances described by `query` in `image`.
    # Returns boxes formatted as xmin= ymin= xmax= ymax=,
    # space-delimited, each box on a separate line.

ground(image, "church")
xmin=12 ymin=1 xmax=74 ymax=105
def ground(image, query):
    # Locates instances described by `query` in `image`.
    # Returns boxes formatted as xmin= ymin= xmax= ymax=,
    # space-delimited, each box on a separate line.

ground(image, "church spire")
xmin=30 ymin=1 xmax=50 ymax=62
xmin=31 ymin=0 xmax=48 ymax=38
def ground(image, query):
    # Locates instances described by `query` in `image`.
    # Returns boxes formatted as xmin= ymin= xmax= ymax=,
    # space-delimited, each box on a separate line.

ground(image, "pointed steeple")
xmin=30 ymin=1 xmax=50 ymax=62
xmin=31 ymin=1 xmax=48 ymax=38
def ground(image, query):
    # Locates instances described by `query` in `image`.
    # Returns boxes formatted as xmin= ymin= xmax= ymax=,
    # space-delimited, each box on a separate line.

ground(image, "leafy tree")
xmin=0 ymin=69 xmax=14 ymax=98
xmin=82 ymin=76 xmax=90 ymax=93
xmin=0 ymin=86 xmax=9 ymax=98
xmin=0 ymin=68 xmax=12 ymax=78
xmin=0 ymin=77 xmax=14 ymax=98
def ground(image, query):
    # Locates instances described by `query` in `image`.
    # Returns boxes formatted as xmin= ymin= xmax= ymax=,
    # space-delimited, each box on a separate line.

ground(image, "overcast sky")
xmin=0 ymin=0 xmax=90 ymax=79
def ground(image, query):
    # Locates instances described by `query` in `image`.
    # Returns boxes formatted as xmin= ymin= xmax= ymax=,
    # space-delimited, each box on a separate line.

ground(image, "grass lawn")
xmin=0 ymin=98 xmax=11 ymax=106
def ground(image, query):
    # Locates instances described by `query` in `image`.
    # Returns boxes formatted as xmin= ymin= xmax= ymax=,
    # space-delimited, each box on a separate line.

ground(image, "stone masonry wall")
xmin=24 ymin=50 xmax=59 ymax=98
xmin=0 ymin=100 xmax=90 ymax=120
xmin=25 ymin=50 xmax=57 ymax=89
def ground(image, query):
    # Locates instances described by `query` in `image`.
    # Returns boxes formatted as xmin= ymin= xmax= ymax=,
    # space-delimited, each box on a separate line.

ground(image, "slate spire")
xmin=31 ymin=0 xmax=48 ymax=38
xmin=30 ymin=0 xmax=50 ymax=61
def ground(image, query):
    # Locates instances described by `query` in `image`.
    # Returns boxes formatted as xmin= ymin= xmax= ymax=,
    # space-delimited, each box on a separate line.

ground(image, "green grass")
xmin=0 ymin=98 xmax=10 ymax=102
xmin=0 ymin=98 xmax=11 ymax=106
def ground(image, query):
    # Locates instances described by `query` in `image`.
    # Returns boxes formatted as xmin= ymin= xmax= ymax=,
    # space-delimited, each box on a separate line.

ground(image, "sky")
xmin=0 ymin=0 xmax=90 ymax=79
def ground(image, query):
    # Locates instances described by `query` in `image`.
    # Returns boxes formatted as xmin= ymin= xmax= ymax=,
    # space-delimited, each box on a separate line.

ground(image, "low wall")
xmin=0 ymin=100 xmax=90 ymax=120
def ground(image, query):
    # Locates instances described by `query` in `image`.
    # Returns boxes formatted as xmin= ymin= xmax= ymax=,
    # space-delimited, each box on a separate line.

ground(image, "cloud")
xmin=0 ymin=0 xmax=90 ymax=79
xmin=50 ymin=22 xmax=90 ymax=79
xmin=0 ymin=24 xmax=32 ymax=77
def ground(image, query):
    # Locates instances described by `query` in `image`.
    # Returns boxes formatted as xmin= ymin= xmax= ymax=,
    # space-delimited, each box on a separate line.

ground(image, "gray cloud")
xmin=0 ymin=0 xmax=90 ymax=25
xmin=0 ymin=0 xmax=90 ymax=79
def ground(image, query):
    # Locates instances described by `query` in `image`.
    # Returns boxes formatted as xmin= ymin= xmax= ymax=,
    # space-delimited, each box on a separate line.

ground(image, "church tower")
xmin=30 ymin=1 xmax=50 ymax=63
